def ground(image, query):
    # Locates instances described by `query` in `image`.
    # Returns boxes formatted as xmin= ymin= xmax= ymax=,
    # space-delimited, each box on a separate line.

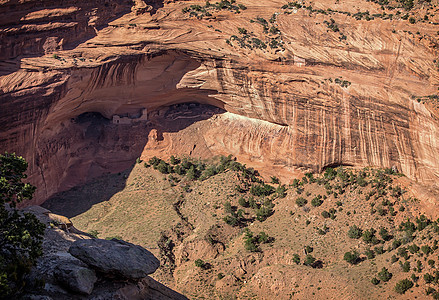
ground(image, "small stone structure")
xmin=293 ymin=55 xmax=306 ymax=67
xmin=112 ymin=108 xmax=147 ymax=125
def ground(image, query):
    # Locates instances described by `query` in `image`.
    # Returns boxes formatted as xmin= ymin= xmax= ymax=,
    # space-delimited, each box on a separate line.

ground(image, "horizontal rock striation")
xmin=0 ymin=0 xmax=133 ymax=63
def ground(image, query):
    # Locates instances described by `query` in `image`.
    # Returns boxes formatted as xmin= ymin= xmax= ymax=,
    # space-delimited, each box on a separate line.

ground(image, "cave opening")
xmin=41 ymin=102 xmax=226 ymax=211
xmin=73 ymin=111 xmax=109 ymax=124
xmin=322 ymin=162 xmax=355 ymax=172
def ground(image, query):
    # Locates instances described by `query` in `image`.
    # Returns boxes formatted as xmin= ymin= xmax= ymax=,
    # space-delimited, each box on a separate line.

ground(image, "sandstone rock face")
xmin=69 ymin=238 xmax=160 ymax=279
xmin=1 ymin=0 xmax=439 ymax=204
xmin=0 ymin=0 xmax=133 ymax=63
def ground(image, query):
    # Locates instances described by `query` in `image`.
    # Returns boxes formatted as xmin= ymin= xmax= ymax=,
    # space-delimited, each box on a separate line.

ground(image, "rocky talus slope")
xmin=0 ymin=0 xmax=439 ymax=204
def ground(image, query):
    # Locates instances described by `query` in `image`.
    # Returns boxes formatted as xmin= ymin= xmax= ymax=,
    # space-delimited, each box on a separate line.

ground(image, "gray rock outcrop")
xmin=54 ymin=261 xmax=97 ymax=295
xmin=21 ymin=206 xmax=186 ymax=299
xmin=68 ymin=238 xmax=160 ymax=279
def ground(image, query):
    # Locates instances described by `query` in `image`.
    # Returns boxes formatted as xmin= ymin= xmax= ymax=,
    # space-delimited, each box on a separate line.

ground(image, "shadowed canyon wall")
xmin=1 ymin=0 xmax=439 ymax=204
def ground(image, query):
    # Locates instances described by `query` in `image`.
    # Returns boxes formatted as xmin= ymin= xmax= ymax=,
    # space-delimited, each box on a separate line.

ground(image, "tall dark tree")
xmin=0 ymin=153 xmax=45 ymax=298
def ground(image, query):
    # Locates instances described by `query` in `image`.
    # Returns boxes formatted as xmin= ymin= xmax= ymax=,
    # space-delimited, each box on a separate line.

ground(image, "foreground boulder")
xmin=54 ymin=261 xmax=97 ymax=295
xmin=69 ymin=239 xmax=160 ymax=279
xmin=20 ymin=207 xmax=186 ymax=299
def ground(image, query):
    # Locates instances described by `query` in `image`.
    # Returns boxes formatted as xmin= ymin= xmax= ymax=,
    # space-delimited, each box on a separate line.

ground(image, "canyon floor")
xmin=43 ymin=155 xmax=439 ymax=299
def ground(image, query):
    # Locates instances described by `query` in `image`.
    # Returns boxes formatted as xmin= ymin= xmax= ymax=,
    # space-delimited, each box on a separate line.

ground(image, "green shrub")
xmin=303 ymin=254 xmax=316 ymax=266
xmin=174 ymin=165 xmax=185 ymax=175
xmin=398 ymin=247 xmax=409 ymax=260
xmin=243 ymin=229 xmax=271 ymax=252
xmin=424 ymin=273 xmax=435 ymax=284
xmin=250 ymin=183 xmax=275 ymax=196
xmin=400 ymin=261 xmax=410 ymax=272
xmin=321 ymin=210 xmax=330 ymax=218
xmin=148 ymin=156 xmax=162 ymax=167
xmin=195 ymin=259 xmax=205 ymax=268
xmin=399 ymin=220 xmax=416 ymax=234
xmin=88 ymin=230 xmax=99 ymax=238
xmin=408 ymin=243 xmax=419 ymax=254
xmin=426 ymin=287 xmax=437 ymax=295
xmin=170 ymin=155 xmax=180 ymax=165
xmin=362 ymin=228 xmax=379 ymax=244
xmin=416 ymin=215 xmax=431 ymax=231
xmin=416 ymin=260 xmax=423 ymax=272
xmin=157 ymin=161 xmax=170 ymax=174
xmin=256 ymin=205 xmax=274 ymax=222
xmin=379 ymin=227 xmax=392 ymax=241
xmin=105 ymin=235 xmax=122 ymax=240
xmin=324 ymin=167 xmax=336 ymax=180
xmin=311 ymin=196 xmax=323 ymax=207
xmin=244 ymin=239 xmax=258 ymax=252
xmin=200 ymin=166 xmax=217 ymax=180
xmin=378 ymin=267 xmax=392 ymax=282
xmin=258 ymin=232 xmax=269 ymax=244
xmin=223 ymin=215 xmax=238 ymax=226
xmin=365 ymin=248 xmax=375 ymax=259
xmin=248 ymin=197 xmax=258 ymax=209
xmin=344 ymin=251 xmax=360 ymax=264
xmin=296 ymin=197 xmax=307 ymax=207
xmin=224 ymin=201 xmax=233 ymax=214
xmin=347 ymin=225 xmax=362 ymax=239
xmin=371 ymin=277 xmax=380 ymax=285
xmin=377 ymin=207 xmax=387 ymax=216
xmin=293 ymin=254 xmax=300 ymax=264
xmin=276 ymin=184 xmax=287 ymax=198
xmin=317 ymin=225 xmax=329 ymax=235
xmin=421 ymin=245 xmax=432 ymax=255
xmin=238 ymin=27 xmax=247 ymax=34
xmin=270 ymin=176 xmax=280 ymax=184
xmin=394 ymin=279 xmax=413 ymax=294
xmin=374 ymin=245 xmax=385 ymax=255
xmin=392 ymin=239 xmax=402 ymax=249
xmin=186 ymin=165 xmax=199 ymax=180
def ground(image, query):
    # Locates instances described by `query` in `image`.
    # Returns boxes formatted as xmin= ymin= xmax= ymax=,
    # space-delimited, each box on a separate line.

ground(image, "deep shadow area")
xmin=140 ymin=276 xmax=188 ymax=300
xmin=148 ymin=0 xmax=165 ymax=14
xmin=42 ymin=170 xmax=130 ymax=219
xmin=42 ymin=103 xmax=225 ymax=219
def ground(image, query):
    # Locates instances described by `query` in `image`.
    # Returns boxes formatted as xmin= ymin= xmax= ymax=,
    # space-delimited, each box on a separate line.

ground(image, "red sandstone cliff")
xmin=1 ymin=0 xmax=439 ymax=204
